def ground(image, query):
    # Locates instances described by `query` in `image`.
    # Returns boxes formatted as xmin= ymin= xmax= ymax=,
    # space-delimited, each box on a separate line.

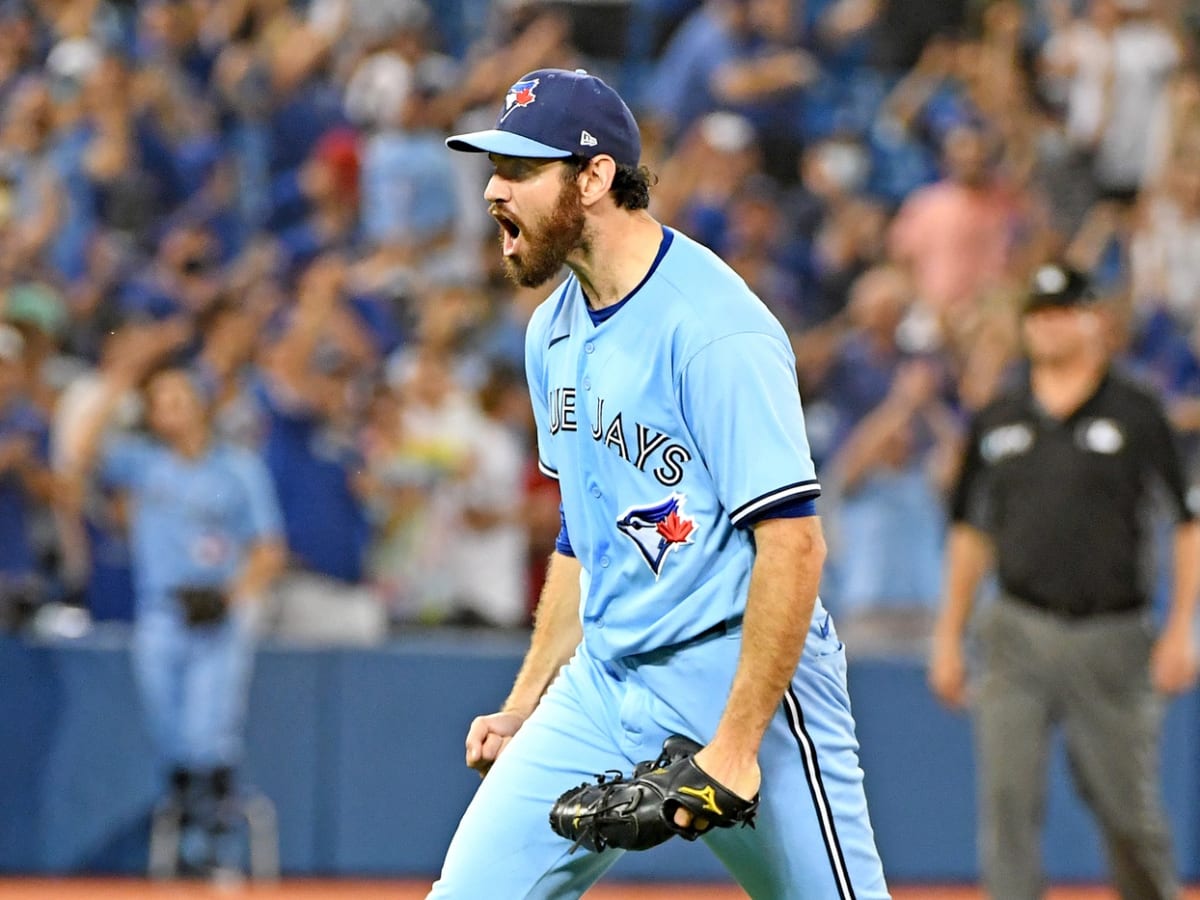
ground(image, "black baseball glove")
xmin=549 ymin=735 xmax=758 ymax=853
xmin=176 ymin=586 xmax=230 ymax=627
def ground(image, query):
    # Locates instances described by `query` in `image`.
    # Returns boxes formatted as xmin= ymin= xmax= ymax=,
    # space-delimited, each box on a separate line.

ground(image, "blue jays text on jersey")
xmin=526 ymin=227 xmax=822 ymax=661
xmin=547 ymin=386 xmax=691 ymax=487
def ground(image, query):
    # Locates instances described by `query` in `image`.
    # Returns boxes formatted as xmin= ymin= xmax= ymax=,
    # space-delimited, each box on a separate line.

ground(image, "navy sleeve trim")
xmin=740 ymin=497 xmax=817 ymax=528
xmin=538 ymin=459 xmax=559 ymax=480
xmin=730 ymin=480 xmax=821 ymax=526
xmin=555 ymin=503 xmax=575 ymax=557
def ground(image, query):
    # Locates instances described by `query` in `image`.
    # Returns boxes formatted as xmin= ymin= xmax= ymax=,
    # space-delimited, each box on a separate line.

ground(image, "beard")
xmin=501 ymin=179 xmax=586 ymax=288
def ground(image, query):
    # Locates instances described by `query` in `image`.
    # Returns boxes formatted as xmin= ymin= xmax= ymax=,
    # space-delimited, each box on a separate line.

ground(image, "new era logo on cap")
xmin=445 ymin=68 xmax=641 ymax=168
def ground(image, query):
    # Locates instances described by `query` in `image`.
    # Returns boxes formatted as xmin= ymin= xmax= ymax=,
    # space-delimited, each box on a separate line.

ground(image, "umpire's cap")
xmin=1023 ymin=264 xmax=1098 ymax=314
xmin=446 ymin=68 xmax=641 ymax=168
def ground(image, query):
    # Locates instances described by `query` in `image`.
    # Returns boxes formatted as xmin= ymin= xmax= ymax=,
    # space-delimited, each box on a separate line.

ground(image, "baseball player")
xmin=62 ymin=338 xmax=286 ymax=875
xmin=433 ymin=68 xmax=889 ymax=898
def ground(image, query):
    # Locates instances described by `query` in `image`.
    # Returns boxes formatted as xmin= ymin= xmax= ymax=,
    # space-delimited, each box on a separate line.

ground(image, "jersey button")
xmin=591 ymin=487 xmax=601 ymax=498
xmin=600 ymin=556 xmax=610 ymax=568
xmin=585 ymin=342 xmax=595 ymax=354
xmin=583 ymin=378 xmax=591 ymax=391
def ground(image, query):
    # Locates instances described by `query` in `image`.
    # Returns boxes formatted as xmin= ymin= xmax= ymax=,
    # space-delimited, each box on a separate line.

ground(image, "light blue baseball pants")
xmin=430 ymin=608 xmax=890 ymax=898
xmin=131 ymin=604 xmax=257 ymax=771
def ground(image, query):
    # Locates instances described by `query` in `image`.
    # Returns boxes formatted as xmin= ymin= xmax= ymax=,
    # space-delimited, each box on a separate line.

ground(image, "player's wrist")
xmin=702 ymin=731 xmax=763 ymax=771
xmin=932 ymin=613 xmax=966 ymax=643
xmin=1161 ymin=613 xmax=1195 ymax=640
xmin=499 ymin=701 xmax=535 ymax=720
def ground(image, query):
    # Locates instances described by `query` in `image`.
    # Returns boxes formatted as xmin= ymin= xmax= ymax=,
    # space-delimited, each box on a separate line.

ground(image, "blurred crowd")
xmin=0 ymin=0 xmax=1198 ymax=643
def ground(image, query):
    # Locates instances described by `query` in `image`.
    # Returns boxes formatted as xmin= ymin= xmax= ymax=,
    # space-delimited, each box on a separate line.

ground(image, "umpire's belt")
xmin=622 ymin=614 xmax=744 ymax=668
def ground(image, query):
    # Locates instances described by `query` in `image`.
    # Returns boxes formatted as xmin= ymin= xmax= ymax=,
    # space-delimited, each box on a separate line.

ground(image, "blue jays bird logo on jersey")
xmin=617 ymin=493 xmax=696 ymax=578
xmin=502 ymin=78 xmax=539 ymax=121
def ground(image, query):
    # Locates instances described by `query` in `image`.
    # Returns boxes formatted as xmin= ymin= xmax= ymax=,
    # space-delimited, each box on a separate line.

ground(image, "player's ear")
xmin=577 ymin=155 xmax=616 ymax=208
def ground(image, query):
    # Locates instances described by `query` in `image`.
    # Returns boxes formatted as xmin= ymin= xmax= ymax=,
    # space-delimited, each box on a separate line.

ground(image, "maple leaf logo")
xmin=656 ymin=509 xmax=694 ymax=544
xmin=504 ymin=78 xmax=539 ymax=115
xmin=616 ymin=493 xmax=698 ymax=578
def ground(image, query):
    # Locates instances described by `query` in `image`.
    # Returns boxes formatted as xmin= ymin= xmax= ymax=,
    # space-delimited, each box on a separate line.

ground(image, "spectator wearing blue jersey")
xmin=72 ymin=56 xmax=155 ymax=250
xmin=193 ymin=295 xmax=270 ymax=449
xmin=40 ymin=64 xmax=97 ymax=284
xmin=651 ymin=111 xmax=763 ymax=252
xmin=817 ymin=264 xmax=914 ymax=452
xmin=0 ymin=77 xmax=67 ymax=276
xmin=787 ymin=136 xmax=887 ymax=327
xmin=119 ymin=223 xmax=223 ymax=322
xmin=642 ymin=0 xmax=755 ymax=144
xmin=4 ymin=279 xmax=68 ymax=413
xmin=798 ymin=0 xmax=885 ymax=139
xmin=352 ymin=57 xmax=460 ymax=281
xmin=825 ymin=356 xmax=959 ymax=649
xmin=867 ymin=36 xmax=969 ymax=202
xmin=63 ymin=342 xmax=285 ymax=877
xmin=52 ymin=316 xmax=153 ymax=623
xmin=729 ymin=0 xmax=818 ymax=180
xmin=269 ymin=129 xmax=362 ymax=275
xmin=255 ymin=254 xmax=385 ymax=644
xmin=0 ymin=324 xmax=52 ymax=629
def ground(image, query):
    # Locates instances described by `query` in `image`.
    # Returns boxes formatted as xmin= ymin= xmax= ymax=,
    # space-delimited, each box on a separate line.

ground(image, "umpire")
xmin=928 ymin=263 xmax=1200 ymax=900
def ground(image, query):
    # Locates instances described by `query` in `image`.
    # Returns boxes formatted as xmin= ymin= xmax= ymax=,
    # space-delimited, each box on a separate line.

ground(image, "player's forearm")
xmin=18 ymin=462 xmax=55 ymax=503
xmin=0 ymin=438 xmax=32 ymax=474
xmin=709 ymin=517 xmax=825 ymax=764
xmin=711 ymin=53 xmax=812 ymax=103
xmin=936 ymin=524 xmax=992 ymax=639
xmin=269 ymin=296 xmax=335 ymax=395
xmin=1165 ymin=521 xmax=1200 ymax=631
xmin=835 ymin=401 xmax=915 ymax=490
xmin=231 ymin=538 xmax=287 ymax=602
xmin=60 ymin=375 xmax=130 ymax=480
xmin=502 ymin=552 xmax=583 ymax=718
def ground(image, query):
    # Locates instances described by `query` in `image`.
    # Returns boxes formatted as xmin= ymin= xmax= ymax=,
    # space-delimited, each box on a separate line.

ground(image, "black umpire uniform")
xmin=946 ymin=266 xmax=1197 ymax=900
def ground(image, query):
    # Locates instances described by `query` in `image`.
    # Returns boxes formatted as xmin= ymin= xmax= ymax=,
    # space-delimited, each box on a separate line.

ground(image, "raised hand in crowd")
xmin=64 ymin=317 xmax=194 ymax=474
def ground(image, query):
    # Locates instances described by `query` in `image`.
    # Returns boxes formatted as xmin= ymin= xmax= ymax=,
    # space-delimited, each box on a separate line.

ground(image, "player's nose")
xmin=484 ymin=173 xmax=511 ymax=204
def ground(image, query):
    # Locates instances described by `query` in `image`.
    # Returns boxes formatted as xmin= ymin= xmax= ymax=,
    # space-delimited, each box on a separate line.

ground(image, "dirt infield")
xmin=1 ymin=879 xmax=1198 ymax=899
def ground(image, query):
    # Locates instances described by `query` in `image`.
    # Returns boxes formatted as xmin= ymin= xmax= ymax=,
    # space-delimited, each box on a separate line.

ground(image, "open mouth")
xmin=493 ymin=211 xmax=522 ymax=257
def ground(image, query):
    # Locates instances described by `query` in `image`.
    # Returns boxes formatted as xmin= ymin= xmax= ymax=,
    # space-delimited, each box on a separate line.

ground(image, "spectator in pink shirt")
xmin=888 ymin=124 xmax=1015 ymax=314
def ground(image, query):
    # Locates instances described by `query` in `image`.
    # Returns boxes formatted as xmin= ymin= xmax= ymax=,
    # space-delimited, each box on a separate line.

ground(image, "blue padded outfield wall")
xmin=0 ymin=630 xmax=1198 ymax=883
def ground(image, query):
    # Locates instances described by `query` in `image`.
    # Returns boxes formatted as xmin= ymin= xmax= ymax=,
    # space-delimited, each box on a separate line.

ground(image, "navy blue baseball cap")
xmin=446 ymin=68 xmax=641 ymax=168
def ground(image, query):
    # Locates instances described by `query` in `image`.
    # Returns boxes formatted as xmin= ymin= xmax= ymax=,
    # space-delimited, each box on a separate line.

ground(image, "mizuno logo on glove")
xmin=548 ymin=735 xmax=758 ymax=854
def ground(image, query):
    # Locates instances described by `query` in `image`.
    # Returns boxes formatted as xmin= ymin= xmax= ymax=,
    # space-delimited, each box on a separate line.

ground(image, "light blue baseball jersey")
xmin=436 ymin=226 xmax=890 ymax=900
xmin=100 ymin=436 xmax=283 ymax=608
xmin=525 ymin=227 xmax=820 ymax=660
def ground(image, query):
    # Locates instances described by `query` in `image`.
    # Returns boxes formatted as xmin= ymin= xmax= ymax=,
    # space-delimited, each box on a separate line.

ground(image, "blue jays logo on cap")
xmin=445 ymin=68 xmax=641 ymax=168
xmin=502 ymin=78 xmax=539 ymax=121
xmin=617 ymin=493 xmax=696 ymax=578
